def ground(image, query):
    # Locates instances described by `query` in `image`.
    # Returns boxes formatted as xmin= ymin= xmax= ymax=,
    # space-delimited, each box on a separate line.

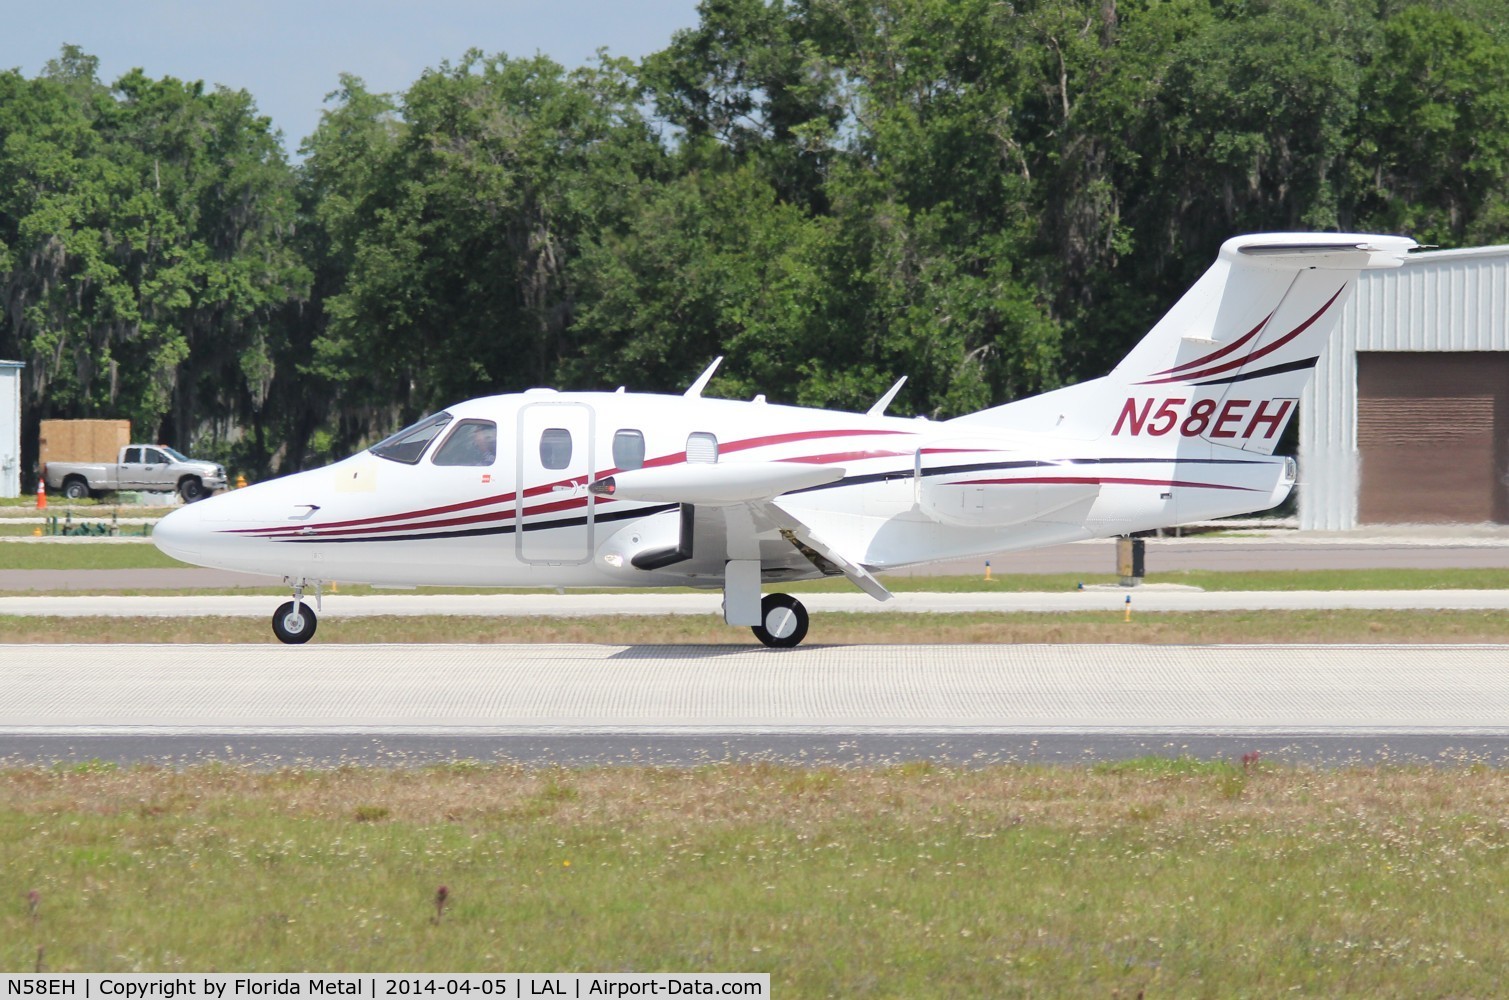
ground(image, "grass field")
xmin=5 ymin=535 xmax=1509 ymax=590
xmin=5 ymin=535 xmax=1507 ymax=990
xmin=3 ymin=759 xmax=1508 ymax=993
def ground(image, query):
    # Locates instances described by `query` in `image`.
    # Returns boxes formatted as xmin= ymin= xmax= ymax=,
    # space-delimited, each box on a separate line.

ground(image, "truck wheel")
xmin=62 ymin=478 xmax=90 ymax=500
xmin=179 ymin=477 xmax=207 ymax=503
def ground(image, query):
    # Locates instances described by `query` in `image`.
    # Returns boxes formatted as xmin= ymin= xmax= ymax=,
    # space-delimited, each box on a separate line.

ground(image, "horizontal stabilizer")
xmin=591 ymin=462 xmax=845 ymax=506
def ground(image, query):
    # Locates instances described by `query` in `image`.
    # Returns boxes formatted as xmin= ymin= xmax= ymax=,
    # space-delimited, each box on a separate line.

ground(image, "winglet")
xmin=683 ymin=356 xmax=723 ymax=398
xmin=866 ymin=376 xmax=908 ymax=417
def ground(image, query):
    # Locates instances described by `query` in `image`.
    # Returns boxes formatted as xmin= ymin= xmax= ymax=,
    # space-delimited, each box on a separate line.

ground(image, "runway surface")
xmin=4 ymin=642 xmax=1509 ymax=767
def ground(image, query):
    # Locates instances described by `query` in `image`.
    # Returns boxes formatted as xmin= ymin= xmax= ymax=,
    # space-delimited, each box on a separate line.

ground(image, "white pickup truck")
xmin=46 ymin=445 xmax=228 ymax=502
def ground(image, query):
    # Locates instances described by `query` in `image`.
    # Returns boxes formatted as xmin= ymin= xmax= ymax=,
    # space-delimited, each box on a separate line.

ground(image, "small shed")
xmin=1299 ymin=246 xmax=1509 ymax=528
xmin=1 ymin=360 xmax=22 ymax=498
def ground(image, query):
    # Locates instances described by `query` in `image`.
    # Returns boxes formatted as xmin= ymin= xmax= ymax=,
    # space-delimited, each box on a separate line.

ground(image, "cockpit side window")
xmin=370 ymin=412 xmax=453 ymax=465
xmin=432 ymin=419 xmax=498 ymax=467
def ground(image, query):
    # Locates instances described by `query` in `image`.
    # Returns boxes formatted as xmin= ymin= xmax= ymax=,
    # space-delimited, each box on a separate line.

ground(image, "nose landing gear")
xmin=272 ymin=580 xmax=320 ymax=644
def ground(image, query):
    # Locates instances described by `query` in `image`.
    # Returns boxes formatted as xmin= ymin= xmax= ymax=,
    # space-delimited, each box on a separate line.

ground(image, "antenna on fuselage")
xmin=683 ymin=356 xmax=724 ymax=398
xmin=866 ymin=375 xmax=908 ymax=417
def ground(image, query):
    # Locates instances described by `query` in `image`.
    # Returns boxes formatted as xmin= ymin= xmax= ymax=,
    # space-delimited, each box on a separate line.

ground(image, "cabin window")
xmin=371 ymin=412 xmax=453 ymax=465
xmin=540 ymin=428 xmax=573 ymax=470
xmin=432 ymin=419 xmax=498 ymax=466
xmin=124 ymin=447 xmax=143 ymax=464
xmin=613 ymin=429 xmax=646 ymax=470
xmin=145 ymin=448 xmax=169 ymax=464
xmin=686 ymin=431 xmax=718 ymax=464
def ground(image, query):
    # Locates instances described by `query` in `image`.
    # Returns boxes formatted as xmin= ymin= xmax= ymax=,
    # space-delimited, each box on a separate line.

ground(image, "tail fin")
xmin=953 ymin=233 xmax=1417 ymax=451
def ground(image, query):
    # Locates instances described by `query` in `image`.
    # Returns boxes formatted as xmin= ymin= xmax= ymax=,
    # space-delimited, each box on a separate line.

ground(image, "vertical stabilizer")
xmin=951 ymin=233 xmax=1417 ymax=449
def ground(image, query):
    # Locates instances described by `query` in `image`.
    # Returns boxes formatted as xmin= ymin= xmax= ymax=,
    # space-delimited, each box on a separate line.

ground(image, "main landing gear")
xmin=751 ymin=592 xmax=809 ymax=649
xmin=272 ymin=580 xmax=319 ymax=644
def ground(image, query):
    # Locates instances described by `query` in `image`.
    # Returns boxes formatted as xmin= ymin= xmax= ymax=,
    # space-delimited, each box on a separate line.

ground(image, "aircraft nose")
xmin=152 ymin=501 xmax=212 ymax=564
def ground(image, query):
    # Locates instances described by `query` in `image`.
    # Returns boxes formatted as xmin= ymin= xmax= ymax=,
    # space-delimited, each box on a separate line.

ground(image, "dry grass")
xmin=4 ymin=760 xmax=1509 ymax=994
xmin=3 ymin=608 xmax=1509 ymax=645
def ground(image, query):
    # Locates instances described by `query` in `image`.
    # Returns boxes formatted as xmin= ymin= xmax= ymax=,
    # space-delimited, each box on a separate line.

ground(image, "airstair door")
xmin=516 ymin=402 xmax=596 ymax=564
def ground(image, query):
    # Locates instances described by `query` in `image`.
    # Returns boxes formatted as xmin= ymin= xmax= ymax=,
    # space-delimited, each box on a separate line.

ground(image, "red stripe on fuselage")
xmin=957 ymin=476 xmax=1259 ymax=492
xmin=782 ymin=449 xmax=911 ymax=465
xmin=224 ymin=426 xmax=915 ymax=539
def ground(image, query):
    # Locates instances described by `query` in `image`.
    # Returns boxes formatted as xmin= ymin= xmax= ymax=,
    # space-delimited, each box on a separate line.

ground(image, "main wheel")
xmin=62 ymin=478 xmax=90 ymax=500
xmin=751 ymin=593 xmax=809 ymax=649
xmin=272 ymin=600 xmax=317 ymax=644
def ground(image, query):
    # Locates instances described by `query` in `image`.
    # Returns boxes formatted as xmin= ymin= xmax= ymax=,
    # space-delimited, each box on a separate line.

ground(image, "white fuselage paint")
xmin=154 ymin=388 xmax=1291 ymax=590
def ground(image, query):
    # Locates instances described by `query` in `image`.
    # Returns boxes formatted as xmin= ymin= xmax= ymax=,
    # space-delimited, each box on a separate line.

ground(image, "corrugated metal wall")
xmin=1 ymin=362 xmax=22 ymax=498
xmin=1299 ymin=246 xmax=1509 ymax=529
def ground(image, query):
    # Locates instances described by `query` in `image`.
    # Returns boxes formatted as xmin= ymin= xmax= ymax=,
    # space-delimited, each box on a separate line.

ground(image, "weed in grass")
xmin=49 ymin=759 xmax=117 ymax=775
xmin=1216 ymin=770 xmax=1248 ymax=800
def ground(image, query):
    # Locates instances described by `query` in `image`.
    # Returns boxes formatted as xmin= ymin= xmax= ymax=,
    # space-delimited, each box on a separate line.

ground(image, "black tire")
xmin=272 ymin=600 xmax=317 ymax=644
xmin=179 ymin=477 xmax=207 ymax=503
xmin=751 ymin=593 xmax=809 ymax=649
xmin=62 ymin=478 xmax=90 ymax=500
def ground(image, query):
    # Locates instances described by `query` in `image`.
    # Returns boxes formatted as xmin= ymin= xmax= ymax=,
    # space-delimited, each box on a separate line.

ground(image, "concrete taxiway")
xmin=4 ymin=642 xmax=1509 ymax=766
xmin=3 ymin=588 xmax=1509 ymax=618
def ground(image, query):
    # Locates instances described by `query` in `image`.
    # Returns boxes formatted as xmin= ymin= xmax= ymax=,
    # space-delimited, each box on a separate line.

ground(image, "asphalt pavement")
xmin=5 ymin=642 xmax=1509 ymax=767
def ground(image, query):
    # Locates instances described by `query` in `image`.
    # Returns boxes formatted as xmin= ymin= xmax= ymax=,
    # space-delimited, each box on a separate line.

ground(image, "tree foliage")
xmin=4 ymin=1 xmax=1509 ymax=478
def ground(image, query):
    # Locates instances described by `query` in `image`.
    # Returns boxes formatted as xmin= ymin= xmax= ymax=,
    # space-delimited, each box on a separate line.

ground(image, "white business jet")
xmin=154 ymin=233 xmax=1416 ymax=645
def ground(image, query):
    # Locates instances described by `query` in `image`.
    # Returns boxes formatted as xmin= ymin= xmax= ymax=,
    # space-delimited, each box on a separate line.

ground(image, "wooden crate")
xmin=39 ymin=419 xmax=130 ymax=468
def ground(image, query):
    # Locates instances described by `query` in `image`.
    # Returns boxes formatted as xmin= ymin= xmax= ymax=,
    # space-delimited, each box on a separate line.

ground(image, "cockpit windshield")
xmin=370 ymin=412 xmax=453 ymax=464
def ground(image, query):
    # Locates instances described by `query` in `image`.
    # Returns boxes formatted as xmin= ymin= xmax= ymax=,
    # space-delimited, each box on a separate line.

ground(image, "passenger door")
xmin=516 ymin=402 xmax=595 ymax=564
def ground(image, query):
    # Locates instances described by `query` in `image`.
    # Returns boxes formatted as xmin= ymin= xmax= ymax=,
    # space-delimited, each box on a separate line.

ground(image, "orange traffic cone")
xmin=36 ymin=476 xmax=46 ymax=510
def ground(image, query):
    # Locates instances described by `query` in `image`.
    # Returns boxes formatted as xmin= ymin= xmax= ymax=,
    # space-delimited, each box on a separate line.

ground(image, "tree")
xmin=1351 ymin=4 xmax=1509 ymax=245
xmin=311 ymin=51 xmax=666 ymax=441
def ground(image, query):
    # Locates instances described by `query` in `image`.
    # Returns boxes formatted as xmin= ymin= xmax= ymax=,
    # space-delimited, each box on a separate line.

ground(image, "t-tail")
xmin=951 ymin=233 xmax=1418 ymax=450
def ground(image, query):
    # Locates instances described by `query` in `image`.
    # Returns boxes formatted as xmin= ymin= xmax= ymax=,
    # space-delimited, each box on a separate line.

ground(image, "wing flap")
xmin=763 ymin=503 xmax=892 ymax=602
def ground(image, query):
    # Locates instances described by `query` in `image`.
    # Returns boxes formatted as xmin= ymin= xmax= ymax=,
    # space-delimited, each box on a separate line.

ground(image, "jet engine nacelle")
xmin=917 ymin=442 xmax=1101 ymax=528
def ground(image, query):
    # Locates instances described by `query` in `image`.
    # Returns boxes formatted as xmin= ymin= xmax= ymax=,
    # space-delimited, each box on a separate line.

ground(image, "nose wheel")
xmin=751 ymin=593 xmax=809 ymax=648
xmin=272 ymin=600 xmax=317 ymax=644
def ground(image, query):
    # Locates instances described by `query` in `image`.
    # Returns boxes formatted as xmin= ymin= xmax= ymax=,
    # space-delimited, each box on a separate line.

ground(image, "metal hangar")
xmin=1299 ymin=244 xmax=1509 ymax=529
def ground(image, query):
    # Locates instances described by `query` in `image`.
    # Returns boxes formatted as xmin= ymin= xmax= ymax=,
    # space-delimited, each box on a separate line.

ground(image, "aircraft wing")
xmin=591 ymin=462 xmax=892 ymax=603
xmin=590 ymin=461 xmax=844 ymax=504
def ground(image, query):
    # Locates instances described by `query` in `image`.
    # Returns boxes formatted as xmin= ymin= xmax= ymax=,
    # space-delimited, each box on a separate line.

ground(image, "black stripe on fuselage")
xmin=271 ymin=455 xmax=1274 ymax=544
xmin=786 ymin=456 xmax=1273 ymax=496
xmin=272 ymin=503 xmax=678 ymax=543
